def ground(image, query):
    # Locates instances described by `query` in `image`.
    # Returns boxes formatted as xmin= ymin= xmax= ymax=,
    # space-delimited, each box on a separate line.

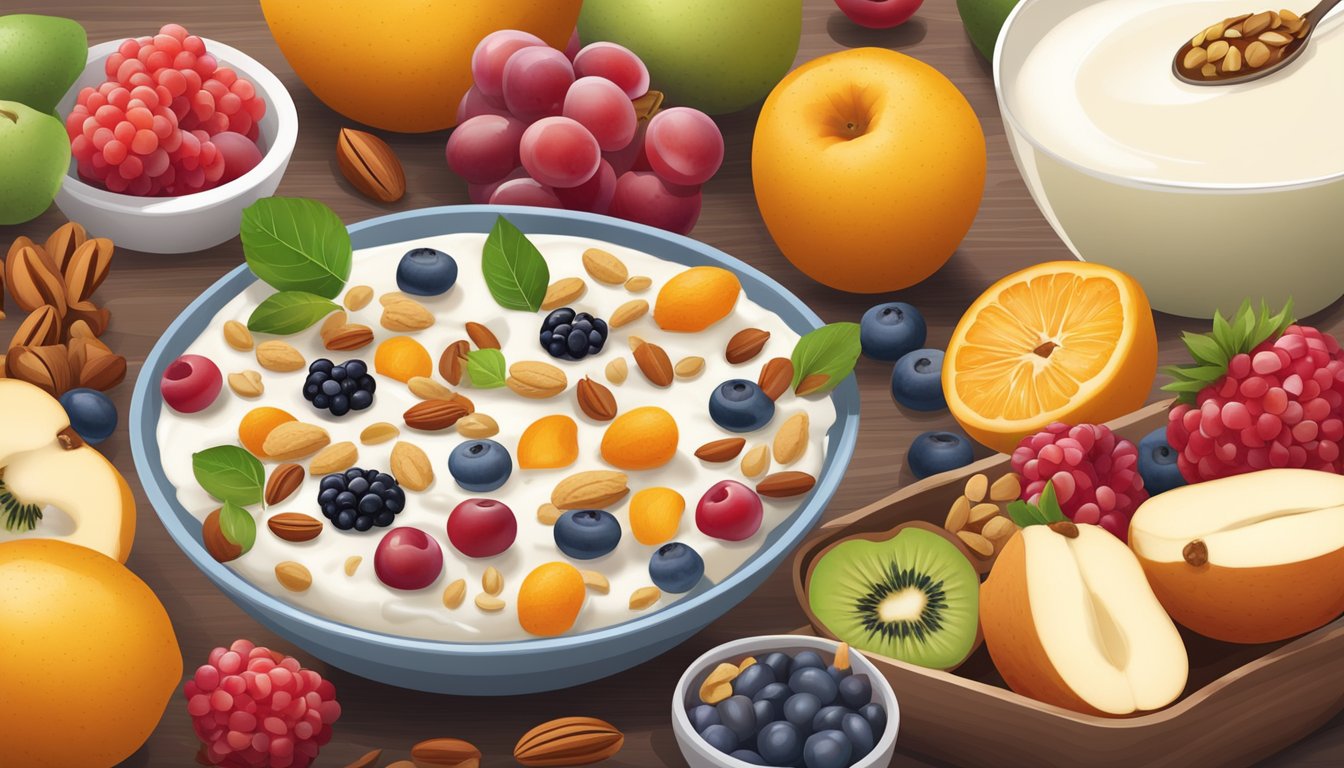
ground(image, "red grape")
xmin=446 ymin=114 xmax=527 ymax=184
xmin=564 ymin=28 xmax=582 ymax=61
xmin=212 ymin=130 xmax=262 ymax=184
xmin=519 ymin=116 xmax=601 ymax=188
xmin=468 ymin=167 xmax=527 ymax=204
xmin=604 ymin=120 xmax=650 ymax=176
xmin=555 ymin=159 xmax=617 ymax=214
xmin=563 ymin=76 xmax=637 ymax=152
xmin=608 ymin=171 xmax=702 ymax=235
xmin=471 ymin=29 xmax=545 ymax=101
xmin=502 ymin=46 xmax=574 ymax=122
xmin=644 ymin=107 xmax=723 ymax=187
xmin=572 ymin=42 xmax=650 ymax=99
xmin=490 ymin=177 xmax=563 ymax=208
xmin=456 ymin=85 xmax=509 ymax=123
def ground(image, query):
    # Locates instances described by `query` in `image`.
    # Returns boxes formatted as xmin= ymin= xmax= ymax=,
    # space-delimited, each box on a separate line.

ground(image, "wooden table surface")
xmin=3 ymin=1 xmax=1342 ymax=766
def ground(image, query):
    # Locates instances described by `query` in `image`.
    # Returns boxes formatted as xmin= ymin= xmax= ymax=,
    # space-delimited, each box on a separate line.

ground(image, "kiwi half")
xmin=808 ymin=523 xmax=980 ymax=670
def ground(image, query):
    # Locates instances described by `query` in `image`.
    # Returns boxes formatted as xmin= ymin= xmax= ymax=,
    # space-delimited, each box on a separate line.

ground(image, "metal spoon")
xmin=1173 ymin=0 xmax=1343 ymax=85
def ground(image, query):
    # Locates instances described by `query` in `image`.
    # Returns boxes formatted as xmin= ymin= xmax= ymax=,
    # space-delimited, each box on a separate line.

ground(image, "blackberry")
xmin=302 ymin=358 xmax=375 ymax=417
xmin=318 ymin=468 xmax=405 ymax=531
xmin=539 ymin=307 xmax=608 ymax=360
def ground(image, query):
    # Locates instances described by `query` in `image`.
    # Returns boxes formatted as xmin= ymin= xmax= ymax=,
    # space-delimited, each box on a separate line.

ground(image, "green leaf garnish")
xmin=464 ymin=348 xmax=507 ymax=388
xmin=0 ymin=477 xmax=42 ymax=532
xmin=193 ymin=445 xmax=265 ymax=506
xmin=241 ymin=197 xmax=353 ymax=299
xmin=1006 ymin=480 xmax=1068 ymax=528
xmin=1162 ymin=299 xmax=1294 ymax=405
xmin=246 ymin=291 xmax=340 ymax=335
xmin=219 ymin=500 xmax=256 ymax=553
xmin=481 ymin=216 xmax=549 ymax=312
xmin=790 ymin=322 xmax=862 ymax=394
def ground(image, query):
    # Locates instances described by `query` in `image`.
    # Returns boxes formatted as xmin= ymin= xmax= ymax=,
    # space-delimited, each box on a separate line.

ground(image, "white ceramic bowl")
xmin=673 ymin=635 xmax=900 ymax=767
xmin=53 ymin=38 xmax=297 ymax=254
xmin=995 ymin=0 xmax=1344 ymax=319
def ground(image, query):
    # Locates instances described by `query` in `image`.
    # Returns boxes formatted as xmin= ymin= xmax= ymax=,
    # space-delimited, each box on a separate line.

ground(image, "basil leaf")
xmin=465 ymin=348 xmax=507 ymax=388
xmin=219 ymin=500 xmax=256 ymax=553
xmin=481 ymin=216 xmax=549 ymax=311
xmin=1005 ymin=500 xmax=1038 ymax=529
xmin=193 ymin=445 xmax=265 ymax=506
xmin=241 ymin=197 xmax=352 ymax=299
xmin=790 ymin=322 xmax=862 ymax=394
xmin=247 ymin=291 xmax=339 ymax=335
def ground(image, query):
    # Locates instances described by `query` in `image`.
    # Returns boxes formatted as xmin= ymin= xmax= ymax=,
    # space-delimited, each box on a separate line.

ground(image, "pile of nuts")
xmin=942 ymin=472 xmax=1022 ymax=561
xmin=330 ymin=717 xmax=624 ymax=768
xmin=1177 ymin=9 xmax=1310 ymax=80
xmin=1 ymin=222 xmax=126 ymax=395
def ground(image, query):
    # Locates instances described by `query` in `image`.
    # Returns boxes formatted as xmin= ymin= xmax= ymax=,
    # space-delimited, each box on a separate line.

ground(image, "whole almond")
xmin=228 ymin=370 xmax=265 ymax=398
xmin=629 ymin=586 xmax=661 ymax=611
xmin=337 ymin=127 xmax=406 ymax=203
xmin=795 ymin=372 xmax=831 ymax=397
xmin=982 ymin=516 xmax=1018 ymax=541
xmin=582 ymin=247 xmax=628 ymax=285
xmin=958 ymin=530 xmax=994 ymax=558
xmin=379 ymin=292 xmax=410 ymax=307
xmin=674 ymin=356 xmax=704 ymax=379
xmin=483 ymin=566 xmax=503 ymax=596
xmin=265 ymin=463 xmax=306 ymax=506
xmin=325 ymin=324 xmax=374 ymax=351
xmin=310 ymin=441 xmax=358 ymax=475
xmin=756 ymin=471 xmax=817 ymax=498
xmin=758 ymin=357 xmax=794 ymax=401
xmin=964 ymin=474 xmax=988 ymax=503
xmin=44 ymin=221 xmax=87 ymax=273
xmin=408 ymin=375 xmax=456 ymax=400
xmin=990 ymin=474 xmax=1022 ymax=502
xmin=576 ymin=376 xmax=617 ymax=421
xmin=62 ymin=238 xmax=113 ymax=303
xmin=624 ymin=275 xmax=652 ymax=292
xmin=411 ymin=737 xmax=481 ymax=768
xmin=381 ymin=299 xmax=434 ymax=331
xmin=275 ymin=561 xmax=312 ymax=592
xmin=442 ymin=579 xmax=467 ymax=609
xmin=457 ymin=413 xmax=499 ymax=438
xmin=343 ymin=284 xmax=374 ymax=311
xmin=514 ymin=717 xmax=624 ymax=767
xmin=391 ymin=441 xmax=435 ymax=491
xmin=475 ymin=594 xmax=505 ymax=612
xmin=696 ymin=437 xmax=746 ymax=463
xmin=945 ymin=496 xmax=971 ymax=532
xmin=605 ymin=357 xmax=628 ymax=385
xmin=262 ymin=422 xmax=331 ymax=461
xmin=465 ymin=321 xmax=500 ymax=350
xmin=726 ymin=328 xmax=770 ymax=364
xmin=541 ymin=277 xmax=586 ymax=310
xmin=223 ymin=320 xmax=253 ymax=351
xmin=507 ymin=360 xmax=568 ymax=398
xmin=439 ymin=340 xmax=470 ymax=385
xmin=9 ymin=305 xmax=62 ymax=349
xmin=537 ymin=503 xmax=562 ymax=525
xmin=773 ymin=412 xmax=809 ymax=465
xmin=609 ymin=299 xmax=648 ymax=329
xmin=552 ymin=470 xmax=629 ymax=509
xmin=65 ymin=301 xmax=110 ymax=336
xmin=404 ymin=399 xmax=469 ymax=431
xmin=79 ymin=352 xmax=127 ymax=391
xmin=203 ymin=508 xmax=242 ymax=563
xmin=8 ymin=344 xmax=72 ymax=395
xmin=7 ymin=245 xmax=67 ymax=315
xmin=969 ymin=502 xmax=1000 ymax=526
xmin=268 ymin=512 xmax=323 ymax=543
xmin=633 ymin=341 xmax=673 ymax=387
xmin=741 ymin=444 xmax=770 ymax=478
xmin=257 ymin=340 xmax=305 ymax=372
xmin=360 ymin=422 xmax=400 ymax=444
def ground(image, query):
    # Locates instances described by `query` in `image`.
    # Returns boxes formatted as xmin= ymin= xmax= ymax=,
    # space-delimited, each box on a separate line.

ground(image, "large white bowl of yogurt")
xmin=996 ymin=0 xmax=1344 ymax=318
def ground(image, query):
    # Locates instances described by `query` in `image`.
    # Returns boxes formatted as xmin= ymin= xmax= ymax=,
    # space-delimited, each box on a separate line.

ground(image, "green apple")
xmin=0 ymin=14 xmax=88 ymax=114
xmin=579 ymin=0 xmax=801 ymax=115
xmin=956 ymin=0 xmax=1021 ymax=60
xmin=0 ymin=100 xmax=70 ymax=225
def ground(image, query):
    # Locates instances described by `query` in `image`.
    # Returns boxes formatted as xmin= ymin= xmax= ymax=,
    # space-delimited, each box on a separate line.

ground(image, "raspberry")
xmin=184 ymin=640 xmax=339 ymax=768
xmin=1165 ymin=301 xmax=1344 ymax=483
xmin=1010 ymin=422 xmax=1147 ymax=541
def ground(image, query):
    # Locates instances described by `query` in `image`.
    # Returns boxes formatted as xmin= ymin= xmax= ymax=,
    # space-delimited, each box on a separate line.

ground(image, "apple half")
xmin=0 ymin=379 xmax=134 ymax=561
xmin=1130 ymin=468 xmax=1344 ymax=644
xmin=981 ymin=522 xmax=1189 ymax=716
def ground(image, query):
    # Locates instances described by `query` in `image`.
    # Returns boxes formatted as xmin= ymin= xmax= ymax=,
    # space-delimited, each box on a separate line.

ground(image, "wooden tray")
xmin=791 ymin=401 xmax=1344 ymax=768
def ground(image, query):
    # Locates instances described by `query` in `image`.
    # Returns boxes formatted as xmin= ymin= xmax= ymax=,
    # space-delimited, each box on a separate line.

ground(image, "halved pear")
xmin=1130 ymin=468 xmax=1344 ymax=643
xmin=981 ymin=522 xmax=1188 ymax=716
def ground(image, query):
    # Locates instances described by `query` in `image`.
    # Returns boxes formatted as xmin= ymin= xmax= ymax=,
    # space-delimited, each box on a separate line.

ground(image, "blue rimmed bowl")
xmin=130 ymin=205 xmax=860 ymax=695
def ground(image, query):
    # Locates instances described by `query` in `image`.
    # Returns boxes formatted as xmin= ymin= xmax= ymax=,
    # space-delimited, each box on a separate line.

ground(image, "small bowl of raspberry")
xmin=52 ymin=24 xmax=298 ymax=254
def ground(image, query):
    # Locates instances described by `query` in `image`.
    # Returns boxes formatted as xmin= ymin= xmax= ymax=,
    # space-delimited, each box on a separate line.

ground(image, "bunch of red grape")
xmin=448 ymin=30 xmax=724 ymax=235
xmin=65 ymin=23 xmax=266 ymax=197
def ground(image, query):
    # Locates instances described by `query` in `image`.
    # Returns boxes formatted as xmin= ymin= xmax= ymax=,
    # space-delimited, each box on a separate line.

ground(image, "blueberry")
xmin=59 ymin=388 xmax=117 ymax=444
xmin=688 ymin=704 xmax=720 ymax=733
xmin=753 ymin=698 xmax=778 ymax=727
xmin=649 ymin=542 xmax=705 ymax=593
xmin=842 ymin=713 xmax=876 ymax=759
xmin=754 ymin=681 xmax=791 ymax=710
xmin=760 ymin=652 xmax=793 ymax=682
xmin=838 ymin=675 xmax=873 ymax=710
xmin=860 ymin=301 xmax=927 ymax=361
xmin=730 ymin=749 xmax=766 ymax=765
xmin=790 ymin=666 xmax=838 ymax=706
xmin=812 ymin=705 xmax=850 ymax=733
xmin=803 ymin=730 xmax=852 ymax=768
xmin=783 ymin=692 xmax=821 ymax=735
xmin=733 ymin=661 xmax=776 ymax=699
xmin=859 ymin=703 xmax=887 ymax=737
xmin=1139 ymin=427 xmax=1187 ymax=496
xmin=716 ymin=695 xmax=757 ymax=742
xmin=790 ymin=651 xmax=826 ymax=673
xmin=709 ymin=379 xmax=775 ymax=433
xmin=826 ymin=661 xmax=852 ymax=686
xmin=396 ymin=247 xmax=458 ymax=296
xmin=553 ymin=509 xmax=621 ymax=559
xmin=447 ymin=439 xmax=512 ymax=492
xmin=757 ymin=720 xmax=803 ymax=766
xmin=908 ymin=430 xmax=975 ymax=479
xmin=891 ymin=348 xmax=946 ymax=411
xmin=699 ymin=723 xmax=738 ymax=755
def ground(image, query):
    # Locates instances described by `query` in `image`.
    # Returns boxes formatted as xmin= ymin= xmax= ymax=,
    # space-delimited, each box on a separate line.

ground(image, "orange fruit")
xmin=944 ymin=261 xmax=1158 ymax=453
xmin=600 ymin=406 xmax=679 ymax=470
xmin=653 ymin=267 xmax=741 ymax=332
xmin=375 ymin=336 xmax=432 ymax=383
xmin=0 ymin=539 xmax=181 ymax=767
xmin=518 ymin=415 xmax=579 ymax=470
xmin=238 ymin=406 xmax=297 ymax=457
xmin=517 ymin=561 xmax=586 ymax=637
xmin=629 ymin=487 xmax=686 ymax=545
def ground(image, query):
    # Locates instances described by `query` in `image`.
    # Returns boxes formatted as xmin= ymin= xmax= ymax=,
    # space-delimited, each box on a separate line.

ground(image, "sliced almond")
xmin=1221 ymin=45 xmax=1243 ymax=72
xmin=957 ymin=530 xmax=994 ymax=558
xmin=310 ymin=441 xmax=357 ymax=475
xmin=443 ymin=578 xmax=467 ymax=609
xmin=580 ymin=570 xmax=610 ymax=593
xmin=343 ymin=284 xmax=374 ymax=311
xmin=344 ymin=556 xmax=362 ymax=576
xmin=1206 ymin=39 xmax=1230 ymax=61
xmin=262 ymin=422 xmax=331 ymax=461
xmin=610 ymin=299 xmax=649 ymax=328
xmin=582 ymin=247 xmax=628 ymax=285
xmin=228 ymin=370 xmax=264 ymax=398
xmin=674 ymin=356 xmax=705 ymax=379
xmin=223 ymin=320 xmax=253 ymax=351
xmin=319 ymin=310 xmax=348 ymax=342
xmin=475 ymin=594 xmax=505 ymax=612
xmin=945 ymin=495 xmax=971 ymax=532
xmin=629 ymin=585 xmax=660 ymax=611
xmin=699 ymin=662 xmax=740 ymax=704
xmin=772 ymin=412 xmax=809 ymax=465
xmin=457 ymin=413 xmax=500 ymax=439
xmin=275 ymin=561 xmax=312 ymax=592
xmin=964 ymin=474 xmax=989 ymax=503
xmin=969 ymin=502 xmax=1000 ymax=526
xmin=982 ymin=516 xmax=1018 ymax=541
xmin=605 ymin=357 xmax=628 ymax=385
xmin=990 ymin=474 xmax=1022 ymax=502
xmin=542 ymin=277 xmax=586 ymax=310
xmin=537 ymin=503 xmax=563 ymax=525
xmin=408 ymin=375 xmax=455 ymax=400
xmin=624 ymin=275 xmax=652 ymax=292
xmin=482 ymin=566 xmax=504 ymax=596
xmin=741 ymin=444 xmax=770 ymax=478
xmin=360 ymin=422 xmax=399 ymax=445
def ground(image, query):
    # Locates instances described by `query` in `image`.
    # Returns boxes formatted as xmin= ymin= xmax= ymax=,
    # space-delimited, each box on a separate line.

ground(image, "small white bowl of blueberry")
xmin=673 ymin=635 xmax=899 ymax=768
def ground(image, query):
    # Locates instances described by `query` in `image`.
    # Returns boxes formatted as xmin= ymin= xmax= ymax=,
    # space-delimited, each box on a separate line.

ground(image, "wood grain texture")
xmin=1 ymin=1 xmax=1341 ymax=766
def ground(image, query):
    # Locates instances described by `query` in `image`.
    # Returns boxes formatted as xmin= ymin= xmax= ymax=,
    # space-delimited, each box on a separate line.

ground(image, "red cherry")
xmin=374 ymin=527 xmax=443 ymax=590
xmin=834 ymin=0 xmax=924 ymax=29
xmin=447 ymin=499 xmax=517 ymax=558
xmin=160 ymin=354 xmax=222 ymax=413
xmin=695 ymin=480 xmax=764 ymax=541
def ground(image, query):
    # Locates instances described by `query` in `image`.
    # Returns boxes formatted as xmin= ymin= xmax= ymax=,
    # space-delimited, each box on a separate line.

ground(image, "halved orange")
xmin=944 ymin=261 xmax=1157 ymax=454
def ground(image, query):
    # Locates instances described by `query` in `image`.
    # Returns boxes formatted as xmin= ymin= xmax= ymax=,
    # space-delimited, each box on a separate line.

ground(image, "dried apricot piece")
xmin=653 ymin=266 xmax=741 ymax=332
xmin=600 ymin=406 xmax=679 ymax=470
xmin=517 ymin=415 xmax=580 ymax=470
xmin=517 ymin=562 xmax=586 ymax=637
xmin=630 ymin=487 xmax=686 ymax=545
xmin=374 ymin=336 xmax=432 ymax=382
xmin=238 ymin=407 xmax=297 ymax=457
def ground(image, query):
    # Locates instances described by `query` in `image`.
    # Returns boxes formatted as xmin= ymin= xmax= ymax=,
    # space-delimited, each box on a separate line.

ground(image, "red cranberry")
xmin=696 ymin=480 xmax=763 ymax=541
xmin=374 ymin=527 xmax=443 ymax=590
xmin=447 ymin=498 xmax=517 ymax=558
xmin=160 ymin=354 xmax=222 ymax=413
